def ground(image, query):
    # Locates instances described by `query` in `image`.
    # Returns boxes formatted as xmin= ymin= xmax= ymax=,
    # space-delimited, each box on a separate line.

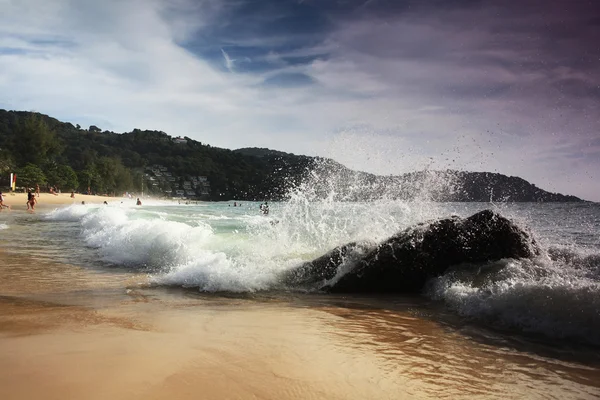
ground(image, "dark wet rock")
xmin=283 ymin=210 xmax=539 ymax=293
xmin=282 ymin=240 xmax=376 ymax=289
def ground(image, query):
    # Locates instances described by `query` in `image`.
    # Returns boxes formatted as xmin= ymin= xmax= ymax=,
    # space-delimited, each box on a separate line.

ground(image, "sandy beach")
xmin=0 ymin=250 xmax=430 ymax=400
xmin=1 ymin=192 xmax=129 ymax=210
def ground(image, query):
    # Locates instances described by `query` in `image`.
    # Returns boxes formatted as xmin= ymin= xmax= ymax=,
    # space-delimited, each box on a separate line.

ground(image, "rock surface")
xmin=283 ymin=210 xmax=539 ymax=293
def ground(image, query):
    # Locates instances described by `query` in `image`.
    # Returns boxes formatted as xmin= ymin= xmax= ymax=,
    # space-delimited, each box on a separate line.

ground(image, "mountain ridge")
xmin=234 ymin=147 xmax=583 ymax=202
xmin=0 ymin=110 xmax=585 ymax=202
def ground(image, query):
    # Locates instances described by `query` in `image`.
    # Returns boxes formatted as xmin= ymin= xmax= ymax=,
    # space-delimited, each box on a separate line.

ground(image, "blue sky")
xmin=1 ymin=0 xmax=599 ymax=200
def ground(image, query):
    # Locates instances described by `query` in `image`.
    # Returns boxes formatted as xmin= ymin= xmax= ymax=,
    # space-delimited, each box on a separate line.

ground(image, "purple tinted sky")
xmin=1 ymin=0 xmax=599 ymax=200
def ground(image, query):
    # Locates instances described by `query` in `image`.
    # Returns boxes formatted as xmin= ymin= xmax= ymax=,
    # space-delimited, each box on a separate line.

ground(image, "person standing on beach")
xmin=27 ymin=190 xmax=37 ymax=210
xmin=35 ymin=184 xmax=40 ymax=197
xmin=0 ymin=191 xmax=9 ymax=210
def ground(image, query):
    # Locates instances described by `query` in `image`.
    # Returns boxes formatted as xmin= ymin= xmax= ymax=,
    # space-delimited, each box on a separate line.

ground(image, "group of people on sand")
xmin=0 ymin=189 xmax=37 ymax=211
xmin=0 ymin=186 xmax=144 ymax=210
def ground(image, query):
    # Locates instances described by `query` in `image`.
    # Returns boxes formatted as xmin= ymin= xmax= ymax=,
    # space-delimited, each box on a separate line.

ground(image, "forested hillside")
xmin=0 ymin=110 xmax=313 ymax=199
xmin=0 ymin=110 xmax=584 ymax=202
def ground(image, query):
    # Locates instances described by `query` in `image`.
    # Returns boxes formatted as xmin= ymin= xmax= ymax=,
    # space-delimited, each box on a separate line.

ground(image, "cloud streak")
xmin=220 ymin=48 xmax=234 ymax=72
xmin=0 ymin=0 xmax=598 ymax=200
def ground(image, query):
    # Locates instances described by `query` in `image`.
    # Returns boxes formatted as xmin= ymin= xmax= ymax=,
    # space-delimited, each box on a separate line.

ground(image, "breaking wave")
xmin=427 ymin=248 xmax=600 ymax=345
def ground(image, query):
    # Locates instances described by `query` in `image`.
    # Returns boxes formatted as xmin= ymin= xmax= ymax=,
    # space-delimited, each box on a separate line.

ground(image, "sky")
xmin=1 ymin=0 xmax=599 ymax=200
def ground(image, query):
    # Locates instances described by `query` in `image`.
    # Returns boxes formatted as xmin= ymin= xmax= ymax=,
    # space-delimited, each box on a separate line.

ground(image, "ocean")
xmin=1 ymin=197 xmax=599 ymax=398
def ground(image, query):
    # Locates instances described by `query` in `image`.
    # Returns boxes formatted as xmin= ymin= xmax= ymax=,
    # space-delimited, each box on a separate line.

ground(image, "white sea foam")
xmin=80 ymin=207 xmax=217 ymax=268
xmin=0 ymin=223 xmax=8 ymax=230
xmin=45 ymin=202 xmax=296 ymax=291
xmin=46 ymin=204 xmax=92 ymax=221
xmin=427 ymin=251 xmax=600 ymax=345
xmin=152 ymin=251 xmax=295 ymax=292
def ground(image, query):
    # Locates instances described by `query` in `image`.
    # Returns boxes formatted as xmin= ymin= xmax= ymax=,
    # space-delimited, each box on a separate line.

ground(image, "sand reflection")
xmin=308 ymin=299 xmax=600 ymax=399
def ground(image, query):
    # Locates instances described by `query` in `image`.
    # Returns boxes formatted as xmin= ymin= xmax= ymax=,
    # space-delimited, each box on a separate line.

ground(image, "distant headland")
xmin=0 ymin=110 xmax=585 ymax=202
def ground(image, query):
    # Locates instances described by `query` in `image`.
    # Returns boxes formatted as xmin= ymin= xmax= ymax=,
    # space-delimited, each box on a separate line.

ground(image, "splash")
xmin=285 ymin=158 xmax=462 ymax=202
xmin=427 ymin=249 xmax=600 ymax=345
xmin=263 ymin=157 xmax=462 ymax=254
xmin=46 ymin=203 xmax=91 ymax=221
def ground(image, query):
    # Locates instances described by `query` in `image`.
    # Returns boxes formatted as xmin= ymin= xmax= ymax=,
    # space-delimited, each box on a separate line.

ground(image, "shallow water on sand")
xmin=0 ymin=202 xmax=599 ymax=399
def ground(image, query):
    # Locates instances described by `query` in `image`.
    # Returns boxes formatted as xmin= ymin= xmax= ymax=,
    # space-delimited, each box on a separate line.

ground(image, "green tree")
xmin=113 ymin=162 xmax=133 ymax=194
xmin=45 ymin=163 xmax=79 ymax=191
xmin=16 ymin=163 xmax=46 ymax=189
xmin=131 ymin=170 xmax=143 ymax=192
xmin=0 ymin=149 xmax=14 ymax=175
xmin=77 ymin=167 xmax=97 ymax=193
xmin=91 ymin=157 xmax=133 ymax=194
xmin=14 ymin=114 xmax=63 ymax=166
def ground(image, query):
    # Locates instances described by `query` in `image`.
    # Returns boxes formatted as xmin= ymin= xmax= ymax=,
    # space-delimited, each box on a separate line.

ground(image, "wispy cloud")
xmin=220 ymin=48 xmax=235 ymax=72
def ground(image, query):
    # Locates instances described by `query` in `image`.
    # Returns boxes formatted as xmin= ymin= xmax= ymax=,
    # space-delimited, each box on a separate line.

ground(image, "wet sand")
xmin=0 ymin=253 xmax=414 ymax=400
xmin=1 ymin=248 xmax=599 ymax=400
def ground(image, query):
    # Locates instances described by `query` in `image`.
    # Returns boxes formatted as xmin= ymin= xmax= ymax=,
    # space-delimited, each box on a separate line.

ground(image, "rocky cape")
xmin=282 ymin=210 xmax=539 ymax=293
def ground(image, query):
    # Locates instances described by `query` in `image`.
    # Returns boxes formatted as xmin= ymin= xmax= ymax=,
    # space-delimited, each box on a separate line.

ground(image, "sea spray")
xmin=286 ymin=158 xmax=464 ymax=203
xmin=426 ymin=251 xmax=600 ymax=345
xmin=271 ymin=157 xmax=461 ymax=252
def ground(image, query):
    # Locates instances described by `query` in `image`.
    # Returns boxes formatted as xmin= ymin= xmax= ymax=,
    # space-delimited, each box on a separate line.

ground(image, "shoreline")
xmin=1 ymin=192 xmax=130 ymax=210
